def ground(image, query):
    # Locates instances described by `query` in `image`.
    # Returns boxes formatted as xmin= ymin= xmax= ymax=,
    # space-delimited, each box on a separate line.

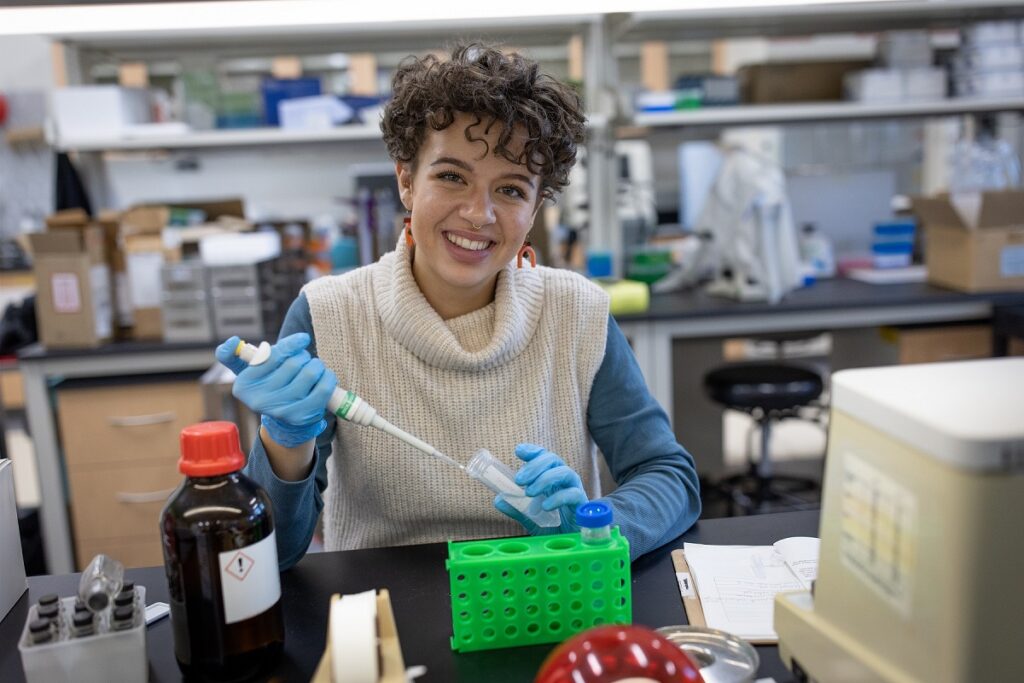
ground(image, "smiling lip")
xmin=445 ymin=229 xmax=494 ymax=242
xmin=442 ymin=230 xmax=495 ymax=263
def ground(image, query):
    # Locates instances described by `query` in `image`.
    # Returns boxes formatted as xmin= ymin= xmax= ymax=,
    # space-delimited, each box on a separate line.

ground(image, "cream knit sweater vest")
xmin=303 ymin=239 xmax=609 ymax=551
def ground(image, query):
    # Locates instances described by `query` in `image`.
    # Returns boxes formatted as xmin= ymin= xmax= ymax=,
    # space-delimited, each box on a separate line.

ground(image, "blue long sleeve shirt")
xmin=244 ymin=293 xmax=701 ymax=568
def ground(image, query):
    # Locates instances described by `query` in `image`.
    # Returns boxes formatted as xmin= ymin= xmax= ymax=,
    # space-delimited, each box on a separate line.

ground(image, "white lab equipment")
xmin=0 ymin=459 xmax=27 ymax=621
xmin=703 ymin=146 xmax=803 ymax=303
xmin=465 ymin=450 xmax=560 ymax=528
xmin=562 ymin=140 xmax=658 ymax=244
xmin=775 ymin=358 xmax=1024 ymax=683
xmin=655 ymin=145 xmax=803 ymax=303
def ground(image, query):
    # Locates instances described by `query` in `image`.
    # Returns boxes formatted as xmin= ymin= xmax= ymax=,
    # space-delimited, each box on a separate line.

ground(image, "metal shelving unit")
xmin=634 ymin=96 xmax=1024 ymax=129
xmin=53 ymin=122 xmax=385 ymax=152
xmin=618 ymin=0 xmax=1024 ymax=42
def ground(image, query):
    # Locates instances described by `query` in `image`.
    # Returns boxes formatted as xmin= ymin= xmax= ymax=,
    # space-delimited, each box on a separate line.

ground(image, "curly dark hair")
xmin=380 ymin=43 xmax=586 ymax=201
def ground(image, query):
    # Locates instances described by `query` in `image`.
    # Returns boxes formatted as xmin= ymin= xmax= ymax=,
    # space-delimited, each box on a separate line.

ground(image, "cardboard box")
xmin=880 ymin=324 xmax=992 ymax=364
xmin=46 ymin=209 xmax=128 ymax=331
xmin=118 ymin=199 xmax=246 ymax=338
xmin=912 ymin=191 xmax=1024 ymax=292
xmin=124 ymin=234 xmax=165 ymax=339
xmin=119 ymin=198 xmax=245 ymax=236
xmin=29 ymin=228 xmax=113 ymax=348
xmin=738 ymin=60 xmax=871 ymax=104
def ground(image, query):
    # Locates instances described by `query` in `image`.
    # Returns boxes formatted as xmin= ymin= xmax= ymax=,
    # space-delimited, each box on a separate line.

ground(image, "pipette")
xmin=233 ymin=340 xmax=463 ymax=470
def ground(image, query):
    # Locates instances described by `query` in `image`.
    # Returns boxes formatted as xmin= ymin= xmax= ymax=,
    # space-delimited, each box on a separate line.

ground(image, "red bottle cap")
xmin=179 ymin=421 xmax=245 ymax=477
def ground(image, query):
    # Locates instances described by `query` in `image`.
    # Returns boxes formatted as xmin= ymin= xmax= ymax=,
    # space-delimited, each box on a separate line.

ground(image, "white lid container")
xmin=200 ymin=231 xmax=281 ymax=266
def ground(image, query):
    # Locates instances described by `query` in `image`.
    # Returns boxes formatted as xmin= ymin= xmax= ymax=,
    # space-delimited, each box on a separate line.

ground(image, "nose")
xmin=460 ymin=187 xmax=496 ymax=228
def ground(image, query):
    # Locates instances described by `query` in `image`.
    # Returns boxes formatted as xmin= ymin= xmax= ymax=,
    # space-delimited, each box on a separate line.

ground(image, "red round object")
xmin=535 ymin=625 xmax=706 ymax=683
xmin=178 ymin=421 xmax=245 ymax=477
xmin=0 ymin=94 xmax=8 ymax=126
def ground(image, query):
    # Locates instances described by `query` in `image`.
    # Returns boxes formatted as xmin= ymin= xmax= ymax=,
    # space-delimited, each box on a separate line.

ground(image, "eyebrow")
xmin=430 ymin=156 xmax=536 ymax=189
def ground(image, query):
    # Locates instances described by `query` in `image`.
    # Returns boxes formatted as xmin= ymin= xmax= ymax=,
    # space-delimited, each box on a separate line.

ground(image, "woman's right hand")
xmin=215 ymin=333 xmax=338 ymax=446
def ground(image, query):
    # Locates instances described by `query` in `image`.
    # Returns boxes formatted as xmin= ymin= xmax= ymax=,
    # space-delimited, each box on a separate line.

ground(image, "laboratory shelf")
xmin=15 ymin=6 xmax=598 ymax=53
xmin=619 ymin=0 xmax=1024 ymax=42
xmin=633 ymin=97 xmax=1024 ymax=129
xmin=53 ymin=123 xmax=385 ymax=152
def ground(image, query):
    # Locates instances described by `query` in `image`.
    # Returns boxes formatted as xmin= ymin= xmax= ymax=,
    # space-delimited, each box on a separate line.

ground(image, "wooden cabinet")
xmin=56 ymin=376 xmax=203 ymax=569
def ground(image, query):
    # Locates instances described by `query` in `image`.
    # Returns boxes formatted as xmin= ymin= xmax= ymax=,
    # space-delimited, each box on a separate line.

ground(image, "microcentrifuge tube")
xmin=466 ymin=449 xmax=560 ymax=528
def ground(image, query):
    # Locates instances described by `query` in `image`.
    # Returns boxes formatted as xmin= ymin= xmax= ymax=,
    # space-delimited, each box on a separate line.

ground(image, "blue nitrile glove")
xmin=214 ymin=333 xmax=337 ymax=447
xmin=494 ymin=443 xmax=589 ymax=535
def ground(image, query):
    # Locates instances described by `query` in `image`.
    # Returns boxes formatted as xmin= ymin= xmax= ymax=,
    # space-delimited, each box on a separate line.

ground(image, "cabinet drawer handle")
xmin=115 ymin=488 xmax=176 ymax=504
xmin=107 ymin=412 xmax=176 ymax=427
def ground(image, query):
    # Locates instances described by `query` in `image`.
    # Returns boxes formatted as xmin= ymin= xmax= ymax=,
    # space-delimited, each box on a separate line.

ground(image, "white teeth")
xmin=445 ymin=233 xmax=490 ymax=251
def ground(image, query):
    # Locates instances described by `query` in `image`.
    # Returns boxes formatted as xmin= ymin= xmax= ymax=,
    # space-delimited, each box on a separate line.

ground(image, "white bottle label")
xmin=218 ymin=530 xmax=281 ymax=625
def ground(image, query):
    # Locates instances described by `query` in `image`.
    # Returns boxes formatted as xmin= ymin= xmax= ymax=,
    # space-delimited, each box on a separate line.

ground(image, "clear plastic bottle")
xmin=576 ymin=501 xmax=613 ymax=545
xmin=798 ymin=223 xmax=836 ymax=278
xmin=160 ymin=421 xmax=284 ymax=681
xmin=466 ymin=449 xmax=560 ymax=528
xmin=78 ymin=554 xmax=124 ymax=612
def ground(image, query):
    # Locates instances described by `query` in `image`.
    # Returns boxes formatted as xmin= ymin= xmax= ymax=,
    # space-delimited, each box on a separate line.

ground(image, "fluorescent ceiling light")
xmin=0 ymin=0 xmax=902 ymax=37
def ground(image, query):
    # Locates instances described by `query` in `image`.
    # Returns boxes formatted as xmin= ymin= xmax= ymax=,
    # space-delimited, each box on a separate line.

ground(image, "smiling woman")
xmin=214 ymin=42 xmax=701 ymax=568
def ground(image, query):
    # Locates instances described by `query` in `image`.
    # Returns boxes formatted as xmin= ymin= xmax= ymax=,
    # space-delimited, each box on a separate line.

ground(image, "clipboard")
xmin=670 ymin=548 xmax=777 ymax=645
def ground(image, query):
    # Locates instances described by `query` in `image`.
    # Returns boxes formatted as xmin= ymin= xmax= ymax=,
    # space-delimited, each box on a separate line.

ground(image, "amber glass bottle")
xmin=160 ymin=421 xmax=285 ymax=682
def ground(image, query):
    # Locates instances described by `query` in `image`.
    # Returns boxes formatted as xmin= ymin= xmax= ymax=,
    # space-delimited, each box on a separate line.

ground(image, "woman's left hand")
xmin=495 ymin=443 xmax=588 ymax=534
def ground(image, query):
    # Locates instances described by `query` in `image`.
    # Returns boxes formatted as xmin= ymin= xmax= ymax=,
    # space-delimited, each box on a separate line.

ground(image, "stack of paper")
xmin=679 ymin=537 xmax=819 ymax=642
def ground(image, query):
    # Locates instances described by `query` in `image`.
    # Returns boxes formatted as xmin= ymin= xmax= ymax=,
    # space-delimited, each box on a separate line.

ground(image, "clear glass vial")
xmin=79 ymin=553 xmax=125 ymax=612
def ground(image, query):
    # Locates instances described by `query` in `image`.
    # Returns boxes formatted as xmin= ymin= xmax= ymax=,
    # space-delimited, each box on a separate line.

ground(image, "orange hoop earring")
xmin=404 ymin=215 xmax=414 ymax=248
xmin=517 ymin=241 xmax=536 ymax=269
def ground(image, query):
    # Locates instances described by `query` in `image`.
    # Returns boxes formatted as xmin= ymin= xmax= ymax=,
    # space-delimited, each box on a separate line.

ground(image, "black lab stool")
xmin=703 ymin=362 xmax=824 ymax=515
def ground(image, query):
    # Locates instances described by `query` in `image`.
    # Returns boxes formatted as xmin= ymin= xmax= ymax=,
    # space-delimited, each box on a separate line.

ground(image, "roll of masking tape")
xmin=330 ymin=590 xmax=379 ymax=683
xmin=596 ymin=279 xmax=650 ymax=315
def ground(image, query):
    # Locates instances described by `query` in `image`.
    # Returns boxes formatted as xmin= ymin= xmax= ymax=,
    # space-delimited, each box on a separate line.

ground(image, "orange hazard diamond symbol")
xmin=225 ymin=551 xmax=255 ymax=581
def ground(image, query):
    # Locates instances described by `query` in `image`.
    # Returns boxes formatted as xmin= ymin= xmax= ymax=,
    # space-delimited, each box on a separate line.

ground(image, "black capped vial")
xmin=29 ymin=618 xmax=53 ymax=645
xmin=112 ymin=605 xmax=135 ymax=631
xmin=114 ymin=590 xmax=134 ymax=609
xmin=72 ymin=611 xmax=96 ymax=637
xmin=37 ymin=594 xmax=59 ymax=608
xmin=37 ymin=603 xmax=59 ymax=622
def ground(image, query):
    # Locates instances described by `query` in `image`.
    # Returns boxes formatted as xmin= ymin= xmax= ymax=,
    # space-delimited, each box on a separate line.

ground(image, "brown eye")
xmin=437 ymin=171 xmax=465 ymax=183
xmin=500 ymin=185 xmax=527 ymax=199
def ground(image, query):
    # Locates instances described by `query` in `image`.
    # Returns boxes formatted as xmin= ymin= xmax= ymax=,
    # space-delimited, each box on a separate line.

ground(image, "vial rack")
xmin=18 ymin=586 xmax=147 ymax=683
xmin=447 ymin=530 xmax=631 ymax=652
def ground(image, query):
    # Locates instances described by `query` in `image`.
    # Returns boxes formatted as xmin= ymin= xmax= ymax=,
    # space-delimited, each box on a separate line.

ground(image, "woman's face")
xmin=397 ymin=112 xmax=541 ymax=312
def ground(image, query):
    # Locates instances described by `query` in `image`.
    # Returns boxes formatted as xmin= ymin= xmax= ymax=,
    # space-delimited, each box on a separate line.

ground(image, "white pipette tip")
xmin=235 ymin=339 xmax=272 ymax=366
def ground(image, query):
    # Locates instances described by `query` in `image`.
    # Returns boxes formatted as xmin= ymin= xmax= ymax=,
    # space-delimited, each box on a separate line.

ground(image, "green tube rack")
xmin=446 ymin=529 xmax=631 ymax=652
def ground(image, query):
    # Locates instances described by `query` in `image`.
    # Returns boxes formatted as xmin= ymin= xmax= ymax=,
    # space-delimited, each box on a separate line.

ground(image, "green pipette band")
xmin=336 ymin=390 xmax=357 ymax=420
